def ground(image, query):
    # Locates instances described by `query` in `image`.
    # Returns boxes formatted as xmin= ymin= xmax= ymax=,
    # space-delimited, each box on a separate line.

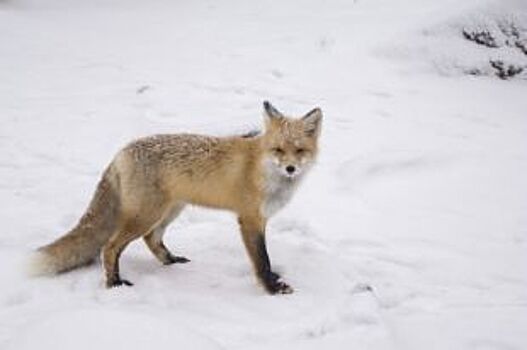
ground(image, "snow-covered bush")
xmin=461 ymin=17 xmax=527 ymax=79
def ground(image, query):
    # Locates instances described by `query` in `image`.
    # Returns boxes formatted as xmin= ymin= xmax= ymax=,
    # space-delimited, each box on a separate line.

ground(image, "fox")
xmin=30 ymin=101 xmax=322 ymax=294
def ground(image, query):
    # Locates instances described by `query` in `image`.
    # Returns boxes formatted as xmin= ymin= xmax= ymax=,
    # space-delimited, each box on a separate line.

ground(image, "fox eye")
xmin=296 ymin=148 xmax=306 ymax=155
xmin=272 ymin=147 xmax=284 ymax=155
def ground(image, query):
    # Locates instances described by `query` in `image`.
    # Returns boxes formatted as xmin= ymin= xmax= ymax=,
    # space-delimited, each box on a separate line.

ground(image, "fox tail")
xmin=28 ymin=167 xmax=121 ymax=276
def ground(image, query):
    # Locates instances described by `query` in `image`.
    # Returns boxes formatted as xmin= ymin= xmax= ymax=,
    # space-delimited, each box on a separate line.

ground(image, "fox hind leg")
xmin=144 ymin=226 xmax=190 ymax=265
xmin=103 ymin=207 xmax=171 ymax=288
xmin=102 ymin=229 xmax=142 ymax=288
xmin=144 ymin=203 xmax=190 ymax=265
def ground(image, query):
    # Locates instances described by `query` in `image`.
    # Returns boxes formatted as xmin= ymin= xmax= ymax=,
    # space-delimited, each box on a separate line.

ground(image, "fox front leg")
xmin=238 ymin=216 xmax=293 ymax=294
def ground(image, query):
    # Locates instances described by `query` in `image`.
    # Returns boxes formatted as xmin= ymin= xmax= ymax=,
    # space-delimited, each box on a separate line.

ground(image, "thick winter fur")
xmin=31 ymin=101 xmax=322 ymax=294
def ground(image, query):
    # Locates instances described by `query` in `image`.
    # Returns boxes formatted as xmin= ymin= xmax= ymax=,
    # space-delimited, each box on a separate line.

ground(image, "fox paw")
xmin=164 ymin=255 xmax=191 ymax=265
xmin=266 ymin=280 xmax=294 ymax=295
xmin=106 ymin=278 xmax=134 ymax=288
xmin=263 ymin=272 xmax=293 ymax=295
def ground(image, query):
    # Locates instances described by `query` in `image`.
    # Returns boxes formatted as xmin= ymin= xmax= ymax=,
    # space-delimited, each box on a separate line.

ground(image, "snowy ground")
xmin=1 ymin=0 xmax=527 ymax=349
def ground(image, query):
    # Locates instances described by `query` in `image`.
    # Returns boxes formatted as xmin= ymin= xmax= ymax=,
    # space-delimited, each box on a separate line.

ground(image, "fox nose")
xmin=285 ymin=165 xmax=296 ymax=174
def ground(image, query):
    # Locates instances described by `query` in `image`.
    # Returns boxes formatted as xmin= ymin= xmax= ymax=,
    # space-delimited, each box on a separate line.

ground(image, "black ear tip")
xmin=263 ymin=101 xmax=284 ymax=118
xmin=305 ymin=107 xmax=322 ymax=118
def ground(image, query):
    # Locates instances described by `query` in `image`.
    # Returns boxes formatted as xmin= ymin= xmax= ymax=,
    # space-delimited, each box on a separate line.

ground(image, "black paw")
xmin=164 ymin=255 xmax=191 ymax=265
xmin=265 ymin=279 xmax=294 ymax=295
xmin=106 ymin=277 xmax=134 ymax=288
xmin=262 ymin=272 xmax=293 ymax=295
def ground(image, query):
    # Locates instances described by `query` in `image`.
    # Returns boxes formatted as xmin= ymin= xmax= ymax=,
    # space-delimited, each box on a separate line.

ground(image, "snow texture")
xmin=1 ymin=0 xmax=526 ymax=349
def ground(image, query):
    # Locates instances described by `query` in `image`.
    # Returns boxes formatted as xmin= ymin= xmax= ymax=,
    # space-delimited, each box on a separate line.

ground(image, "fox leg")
xmin=102 ymin=229 xmax=142 ymax=287
xmin=102 ymin=210 xmax=165 ymax=288
xmin=143 ymin=203 xmax=189 ymax=265
xmin=238 ymin=215 xmax=293 ymax=295
xmin=144 ymin=226 xmax=190 ymax=265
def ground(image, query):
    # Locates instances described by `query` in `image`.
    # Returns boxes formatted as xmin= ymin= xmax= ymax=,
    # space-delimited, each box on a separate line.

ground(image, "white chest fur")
xmin=261 ymin=173 xmax=299 ymax=219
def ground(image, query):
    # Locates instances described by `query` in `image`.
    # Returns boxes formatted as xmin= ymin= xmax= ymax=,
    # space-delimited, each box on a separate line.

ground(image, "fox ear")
xmin=263 ymin=101 xmax=283 ymax=121
xmin=302 ymin=107 xmax=322 ymax=137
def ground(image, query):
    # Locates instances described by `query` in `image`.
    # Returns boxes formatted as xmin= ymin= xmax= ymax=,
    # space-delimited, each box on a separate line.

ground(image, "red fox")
xmin=31 ymin=101 xmax=322 ymax=294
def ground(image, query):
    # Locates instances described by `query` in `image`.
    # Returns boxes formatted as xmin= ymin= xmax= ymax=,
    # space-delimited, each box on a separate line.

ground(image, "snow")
xmin=1 ymin=0 xmax=526 ymax=349
xmin=6 ymin=309 xmax=221 ymax=350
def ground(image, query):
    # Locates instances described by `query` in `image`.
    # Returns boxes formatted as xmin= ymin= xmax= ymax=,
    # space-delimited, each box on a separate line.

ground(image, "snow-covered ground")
xmin=1 ymin=0 xmax=526 ymax=349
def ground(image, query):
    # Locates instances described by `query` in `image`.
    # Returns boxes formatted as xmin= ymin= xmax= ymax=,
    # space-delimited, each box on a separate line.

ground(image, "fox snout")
xmin=282 ymin=163 xmax=303 ymax=178
xmin=267 ymin=157 xmax=309 ymax=179
xmin=285 ymin=165 xmax=296 ymax=175
xmin=279 ymin=163 xmax=300 ymax=178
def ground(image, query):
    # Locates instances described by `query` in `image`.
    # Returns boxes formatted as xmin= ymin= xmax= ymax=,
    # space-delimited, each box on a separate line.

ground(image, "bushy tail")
xmin=28 ymin=167 xmax=121 ymax=276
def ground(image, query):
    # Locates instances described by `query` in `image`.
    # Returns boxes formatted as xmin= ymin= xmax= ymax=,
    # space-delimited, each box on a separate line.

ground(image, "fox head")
xmin=261 ymin=101 xmax=322 ymax=180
